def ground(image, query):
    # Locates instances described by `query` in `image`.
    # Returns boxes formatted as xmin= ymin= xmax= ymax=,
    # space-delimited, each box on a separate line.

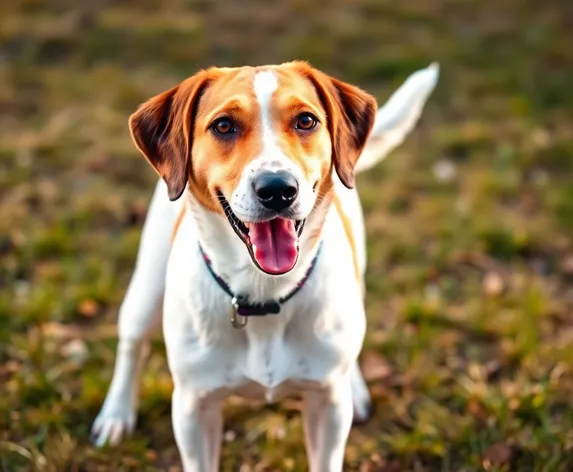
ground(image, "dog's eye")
xmin=295 ymin=113 xmax=318 ymax=131
xmin=211 ymin=117 xmax=236 ymax=135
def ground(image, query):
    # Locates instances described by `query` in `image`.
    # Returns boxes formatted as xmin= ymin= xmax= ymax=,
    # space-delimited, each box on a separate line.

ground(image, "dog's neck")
xmin=184 ymin=189 xmax=332 ymax=304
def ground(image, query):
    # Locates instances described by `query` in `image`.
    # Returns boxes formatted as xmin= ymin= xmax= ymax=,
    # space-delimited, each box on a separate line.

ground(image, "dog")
xmin=91 ymin=60 xmax=439 ymax=471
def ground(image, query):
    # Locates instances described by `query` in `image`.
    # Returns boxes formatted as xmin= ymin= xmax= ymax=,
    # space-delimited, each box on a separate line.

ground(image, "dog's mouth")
xmin=217 ymin=191 xmax=305 ymax=275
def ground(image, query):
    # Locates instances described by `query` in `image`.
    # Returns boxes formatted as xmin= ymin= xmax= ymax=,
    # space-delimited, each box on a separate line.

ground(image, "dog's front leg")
xmin=92 ymin=180 xmax=175 ymax=446
xmin=302 ymin=375 xmax=353 ymax=472
xmin=172 ymin=387 xmax=223 ymax=472
xmin=91 ymin=338 xmax=151 ymax=446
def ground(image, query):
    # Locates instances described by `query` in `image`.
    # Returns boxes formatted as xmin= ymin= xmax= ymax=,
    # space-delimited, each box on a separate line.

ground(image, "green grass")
xmin=1 ymin=0 xmax=573 ymax=470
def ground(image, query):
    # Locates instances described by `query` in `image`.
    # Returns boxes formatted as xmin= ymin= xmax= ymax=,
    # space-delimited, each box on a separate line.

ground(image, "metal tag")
xmin=231 ymin=296 xmax=248 ymax=329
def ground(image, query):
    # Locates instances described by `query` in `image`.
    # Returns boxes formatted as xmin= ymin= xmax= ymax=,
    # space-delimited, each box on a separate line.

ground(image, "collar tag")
xmin=232 ymin=295 xmax=281 ymax=317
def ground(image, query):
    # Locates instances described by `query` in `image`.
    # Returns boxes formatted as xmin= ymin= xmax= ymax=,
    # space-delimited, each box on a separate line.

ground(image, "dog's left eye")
xmin=211 ymin=117 xmax=236 ymax=135
xmin=295 ymin=113 xmax=318 ymax=131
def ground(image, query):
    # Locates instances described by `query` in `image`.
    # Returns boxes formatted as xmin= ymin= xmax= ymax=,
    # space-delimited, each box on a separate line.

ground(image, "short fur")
xmin=92 ymin=61 xmax=439 ymax=471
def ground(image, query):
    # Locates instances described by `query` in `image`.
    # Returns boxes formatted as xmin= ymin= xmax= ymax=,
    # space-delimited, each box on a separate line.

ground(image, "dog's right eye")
xmin=211 ymin=117 xmax=236 ymax=135
xmin=295 ymin=112 xmax=318 ymax=131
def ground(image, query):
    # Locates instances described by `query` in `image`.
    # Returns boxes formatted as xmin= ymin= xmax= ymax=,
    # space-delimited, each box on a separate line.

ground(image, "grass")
xmin=1 ymin=0 xmax=573 ymax=470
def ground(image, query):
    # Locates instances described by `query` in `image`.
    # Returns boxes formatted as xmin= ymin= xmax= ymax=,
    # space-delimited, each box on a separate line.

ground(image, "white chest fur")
xmin=162 ymin=206 xmax=365 ymax=404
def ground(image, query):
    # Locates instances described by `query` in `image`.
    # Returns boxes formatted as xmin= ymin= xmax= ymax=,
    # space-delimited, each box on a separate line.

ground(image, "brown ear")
xmin=128 ymin=73 xmax=211 ymax=201
xmin=296 ymin=64 xmax=377 ymax=188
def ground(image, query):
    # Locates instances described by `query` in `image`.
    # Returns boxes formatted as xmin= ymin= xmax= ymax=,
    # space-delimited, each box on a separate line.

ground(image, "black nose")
xmin=253 ymin=170 xmax=299 ymax=213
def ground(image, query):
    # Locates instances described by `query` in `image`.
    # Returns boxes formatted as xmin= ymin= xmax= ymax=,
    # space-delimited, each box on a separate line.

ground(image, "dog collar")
xmin=199 ymin=243 xmax=322 ymax=329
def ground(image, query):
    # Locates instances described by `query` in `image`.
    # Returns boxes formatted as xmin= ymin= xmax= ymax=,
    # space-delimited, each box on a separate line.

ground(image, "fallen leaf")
xmin=42 ymin=322 xmax=82 ymax=339
xmin=360 ymin=351 xmax=392 ymax=382
xmin=482 ymin=442 xmax=513 ymax=468
xmin=467 ymin=398 xmax=483 ymax=417
xmin=368 ymin=383 xmax=390 ymax=400
xmin=78 ymin=299 xmax=99 ymax=317
xmin=60 ymin=339 xmax=89 ymax=365
xmin=432 ymin=159 xmax=457 ymax=183
xmin=483 ymin=272 xmax=504 ymax=297
xmin=359 ymin=461 xmax=376 ymax=472
xmin=122 ymin=457 xmax=141 ymax=468
xmin=224 ymin=430 xmax=237 ymax=442
xmin=531 ymin=128 xmax=551 ymax=149
xmin=0 ymin=360 xmax=21 ymax=379
xmin=561 ymin=254 xmax=573 ymax=276
xmin=145 ymin=450 xmax=158 ymax=461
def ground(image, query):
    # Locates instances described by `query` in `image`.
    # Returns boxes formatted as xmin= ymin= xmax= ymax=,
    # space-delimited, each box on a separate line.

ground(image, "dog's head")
xmin=129 ymin=61 xmax=440 ymax=276
xmin=129 ymin=62 xmax=378 ymax=275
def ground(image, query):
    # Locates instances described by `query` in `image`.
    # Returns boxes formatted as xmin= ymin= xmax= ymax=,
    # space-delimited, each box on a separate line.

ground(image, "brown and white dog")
xmin=91 ymin=61 xmax=439 ymax=471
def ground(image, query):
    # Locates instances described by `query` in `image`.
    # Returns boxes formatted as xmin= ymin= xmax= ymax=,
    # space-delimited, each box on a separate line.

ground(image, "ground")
xmin=1 ymin=0 xmax=573 ymax=471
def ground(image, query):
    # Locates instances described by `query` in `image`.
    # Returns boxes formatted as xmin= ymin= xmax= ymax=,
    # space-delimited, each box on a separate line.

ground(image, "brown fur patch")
xmin=171 ymin=205 xmax=186 ymax=243
xmin=333 ymin=194 xmax=360 ymax=280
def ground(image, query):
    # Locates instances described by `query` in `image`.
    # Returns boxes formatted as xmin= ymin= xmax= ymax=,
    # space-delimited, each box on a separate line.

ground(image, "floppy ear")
xmin=297 ymin=64 xmax=378 ymax=189
xmin=128 ymin=73 xmax=211 ymax=201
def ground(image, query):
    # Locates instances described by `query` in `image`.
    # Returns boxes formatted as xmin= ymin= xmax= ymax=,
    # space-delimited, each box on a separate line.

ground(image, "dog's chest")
xmin=166 ymin=309 xmax=348 ymax=403
xmin=164 ymin=216 xmax=363 ymax=400
xmin=224 ymin=341 xmax=331 ymax=404
xmin=237 ymin=322 xmax=328 ymax=394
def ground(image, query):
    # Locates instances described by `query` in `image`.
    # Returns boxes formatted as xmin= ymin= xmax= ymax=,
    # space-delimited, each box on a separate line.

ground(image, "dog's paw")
xmin=90 ymin=404 xmax=136 ymax=447
xmin=352 ymin=397 xmax=373 ymax=425
xmin=350 ymin=361 xmax=373 ymax=425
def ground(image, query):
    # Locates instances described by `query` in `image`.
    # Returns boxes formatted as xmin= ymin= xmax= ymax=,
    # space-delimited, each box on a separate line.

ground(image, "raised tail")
xmin=355 ymin=62 xmax=440 ymax=174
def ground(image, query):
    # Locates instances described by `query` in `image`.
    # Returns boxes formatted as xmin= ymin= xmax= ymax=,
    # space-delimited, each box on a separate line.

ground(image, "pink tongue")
xmin=249 ymin=218 xmax=298 ymax=274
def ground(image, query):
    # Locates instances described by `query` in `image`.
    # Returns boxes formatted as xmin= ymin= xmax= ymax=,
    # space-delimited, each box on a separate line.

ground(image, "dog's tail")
xmin=355 ymin=62 xmax=439 ymax=175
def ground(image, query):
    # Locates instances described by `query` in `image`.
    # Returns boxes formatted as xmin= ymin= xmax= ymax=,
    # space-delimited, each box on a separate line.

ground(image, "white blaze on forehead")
xmin=230 ymin=69 xmax=317 ymax=220
xmin=253 ymin=70 xmax=280 ymax=162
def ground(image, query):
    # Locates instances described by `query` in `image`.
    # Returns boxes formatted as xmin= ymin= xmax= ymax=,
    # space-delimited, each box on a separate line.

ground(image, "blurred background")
xmin=1 ymin=0 xmax=573 ymax=470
